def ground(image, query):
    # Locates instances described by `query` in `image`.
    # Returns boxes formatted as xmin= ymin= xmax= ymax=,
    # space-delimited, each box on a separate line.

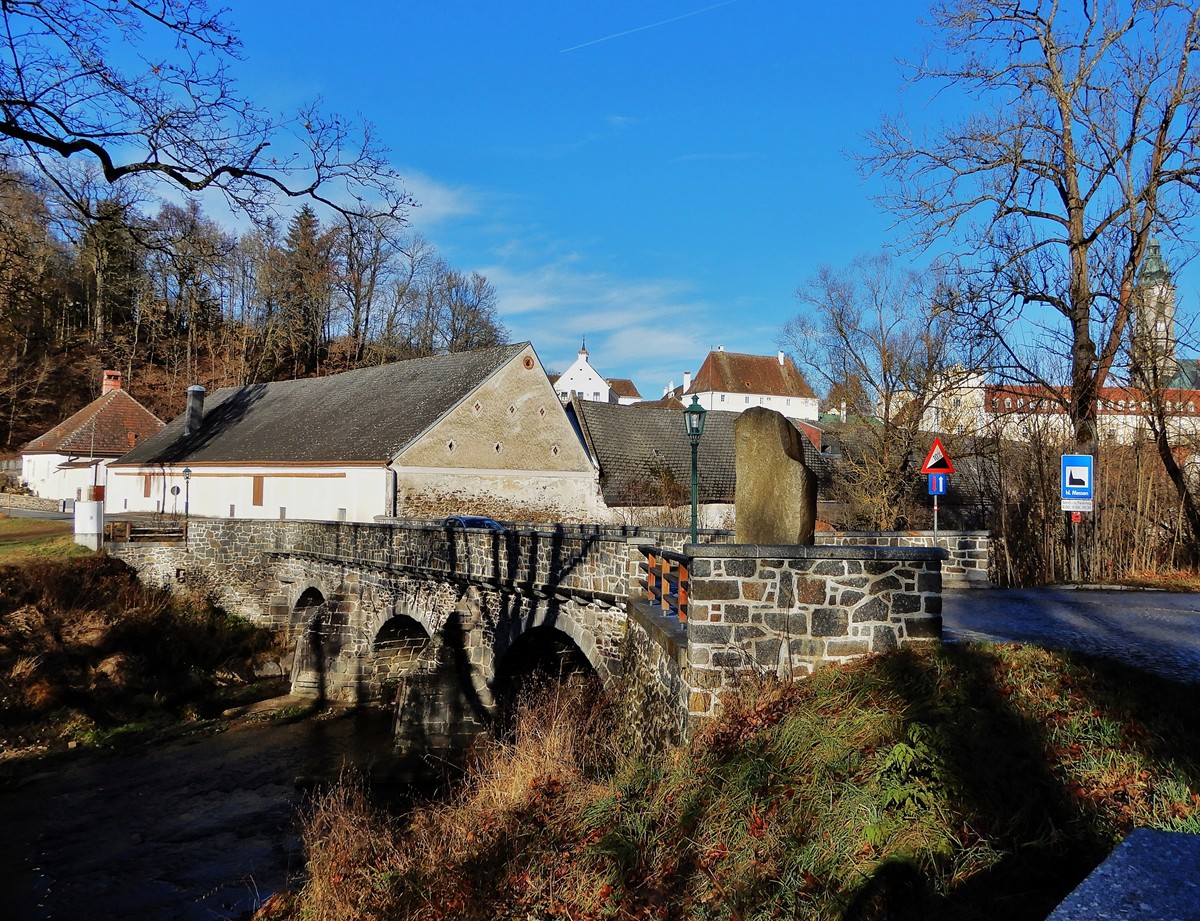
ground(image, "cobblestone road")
xmin=942 ymin=588 xmax=1200 ymax=685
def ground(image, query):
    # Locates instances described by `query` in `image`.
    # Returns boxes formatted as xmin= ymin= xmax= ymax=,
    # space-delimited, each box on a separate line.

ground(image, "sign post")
xmin=921 ymin=438 xmax=955 ymax=536
xmin=1060 ymin=454 xmax=1094 ymax=582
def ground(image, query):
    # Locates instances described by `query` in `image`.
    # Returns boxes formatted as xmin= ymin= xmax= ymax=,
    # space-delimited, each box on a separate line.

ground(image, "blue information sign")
xmin=928 ymin=473 xmax=948 ymax=496
xmin=1061 ymin=454 xmax=1094 ymax=501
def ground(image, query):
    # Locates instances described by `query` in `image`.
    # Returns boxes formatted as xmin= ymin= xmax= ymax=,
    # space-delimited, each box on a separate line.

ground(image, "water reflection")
xmin=0 ymin=707 xmax=412 ymax=921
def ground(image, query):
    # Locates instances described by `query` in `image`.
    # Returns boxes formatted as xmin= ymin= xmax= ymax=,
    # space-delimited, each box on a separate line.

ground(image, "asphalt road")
xmin=0 ymin=505 xmax=71 ymax=520
xmin=942 ymin=587 xmax=1200 ymax=685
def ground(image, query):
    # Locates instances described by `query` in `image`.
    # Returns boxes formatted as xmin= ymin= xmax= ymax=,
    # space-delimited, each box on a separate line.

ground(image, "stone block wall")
xmin=679 ymin=544 xmax=944 ymax=734
xmin=816 ymin=530 xmax=990 ymax=587
xmin=0 ymin=492 xmax=62 ymax=512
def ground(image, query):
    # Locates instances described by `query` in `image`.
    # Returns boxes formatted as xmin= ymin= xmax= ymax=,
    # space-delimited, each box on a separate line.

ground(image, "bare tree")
xmin=780 ymin=252 xmax=972 ymax=530
xmin=0 ymin=1 xmax=411 ymax=222
xmin=866 ymin=0 xmax=1200 ymax=452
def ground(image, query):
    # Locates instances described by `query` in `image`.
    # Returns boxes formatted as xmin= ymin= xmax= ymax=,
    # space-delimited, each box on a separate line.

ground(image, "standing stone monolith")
xmin=734 ymin=407 xmax=817 ymax=544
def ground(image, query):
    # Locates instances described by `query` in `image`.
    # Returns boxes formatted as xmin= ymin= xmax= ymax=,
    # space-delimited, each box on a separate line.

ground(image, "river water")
xmin=0 ymin=707 xmax=415 ymax=921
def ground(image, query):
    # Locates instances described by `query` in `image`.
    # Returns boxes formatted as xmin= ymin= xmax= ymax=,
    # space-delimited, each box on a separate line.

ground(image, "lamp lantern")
xmin=683 ymin=395 xmax=707 ymax=544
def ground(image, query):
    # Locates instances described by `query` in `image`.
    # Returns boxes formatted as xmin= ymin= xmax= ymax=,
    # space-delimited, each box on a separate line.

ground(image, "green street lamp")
xmin=683 ymin=395 xmax=707 ymax=544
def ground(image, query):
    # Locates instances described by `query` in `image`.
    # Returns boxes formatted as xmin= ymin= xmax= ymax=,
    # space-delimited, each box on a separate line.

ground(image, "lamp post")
xmin=182 ymin=466 xmax=192 ymax=549
xmin=683 ymin=395 xmax=707 ymax=544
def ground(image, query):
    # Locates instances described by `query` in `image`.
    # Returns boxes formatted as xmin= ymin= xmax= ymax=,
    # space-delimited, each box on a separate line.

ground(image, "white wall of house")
xmin=21 ymin=453 xmax=110 ymax=503
xmin=105 ymin=465 xmax=389 ymax=522
xmin=691 ymin=390 xmax=819 ymax=422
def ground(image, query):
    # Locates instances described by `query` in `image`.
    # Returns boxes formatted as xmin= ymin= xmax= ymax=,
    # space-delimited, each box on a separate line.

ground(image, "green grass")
xmin=0 ymin=514 xmax=86 ymax=561
xmin=278 ymin=645 xmax=1200 ymax=921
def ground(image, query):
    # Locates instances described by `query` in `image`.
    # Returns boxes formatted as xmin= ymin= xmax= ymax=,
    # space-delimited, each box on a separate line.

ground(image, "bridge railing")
xmin=639 ymin=546 xmax=690 ymax=627
xmin=104 ymin=520 xmax=188 ymax=543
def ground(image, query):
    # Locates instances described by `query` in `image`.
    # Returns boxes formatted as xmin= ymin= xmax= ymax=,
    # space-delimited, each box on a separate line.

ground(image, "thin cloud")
xmin=399 ymin=169 xmax=482 ymax=225
xmin=560 ymin=0 xmax=745 ymax=54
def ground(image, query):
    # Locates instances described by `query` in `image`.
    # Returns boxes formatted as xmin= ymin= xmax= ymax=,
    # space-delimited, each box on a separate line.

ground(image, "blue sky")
xmin=224 ymin=1 xmax=1194 ymax=397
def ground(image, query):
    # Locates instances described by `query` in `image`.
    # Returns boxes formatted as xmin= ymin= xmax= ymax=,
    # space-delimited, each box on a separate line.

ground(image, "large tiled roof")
xmin=113 ymin=344 xmax=528 ymax=466
xmin=570 ymin=399 xmax=829 ymax=507
xmin=688 ymin=351 xmax=816 ymax=400
xmin=23 ymin=389 xmax=164 ymax=457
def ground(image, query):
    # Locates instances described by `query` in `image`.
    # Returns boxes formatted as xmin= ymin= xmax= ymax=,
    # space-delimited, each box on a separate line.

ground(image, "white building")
xmin=677 ymin=348 xmax=819 ymax=422
xmin=20 ymin=370 xmax=163 ymax=505
xmin=106 ymin=344 xmax=603 ymax=524
xmin=551 ymin=343 xmax=642 ymax=405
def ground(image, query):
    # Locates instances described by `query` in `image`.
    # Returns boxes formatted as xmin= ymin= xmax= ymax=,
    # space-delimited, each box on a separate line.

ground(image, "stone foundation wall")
xmin=816 ymin=530 xmax=990 ymax=587
xmin=0 ymin=492 xmax=62 ymax=512
xmin=621 ymin=602 xmax=689 ymax=756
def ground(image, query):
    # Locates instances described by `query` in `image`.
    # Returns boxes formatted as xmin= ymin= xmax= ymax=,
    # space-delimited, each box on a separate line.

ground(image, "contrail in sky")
xmin=560 ymin=0 xmax=744 ymax=53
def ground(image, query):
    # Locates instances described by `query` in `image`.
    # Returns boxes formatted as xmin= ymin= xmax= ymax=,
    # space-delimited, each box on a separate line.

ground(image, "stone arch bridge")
xmin=110 ymin=519 xmax=945 ymax=754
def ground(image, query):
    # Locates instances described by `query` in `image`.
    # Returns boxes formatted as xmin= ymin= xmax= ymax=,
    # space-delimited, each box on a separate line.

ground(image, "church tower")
xmin=1132 ymin=238 xmax=1178 ymax=386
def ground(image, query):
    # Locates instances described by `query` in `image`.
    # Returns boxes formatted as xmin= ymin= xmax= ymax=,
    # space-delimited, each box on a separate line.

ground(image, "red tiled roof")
xmin=606 ymin=377 xmax=642 ymax=400
xmin=688 ymin=351 xmax=816 ymax=400
xmin=22 ymin=390 xmax=164 ymax=457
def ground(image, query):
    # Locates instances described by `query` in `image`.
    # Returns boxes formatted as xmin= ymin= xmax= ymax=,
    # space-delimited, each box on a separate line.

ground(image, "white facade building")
xmin=20 ymin=370 xmax=163 ymax=505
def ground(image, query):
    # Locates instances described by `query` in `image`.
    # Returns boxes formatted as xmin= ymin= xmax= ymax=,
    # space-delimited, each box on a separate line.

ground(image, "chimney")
xmin=778 ymin=350 xmax=785 ymax=366
xmin=102 ymin=370 xmax=122 ymax=395
xmin=184 ymin=385 xmax=206 ymax=435
xmin=683 ymin=371 xmax=692 ymax=393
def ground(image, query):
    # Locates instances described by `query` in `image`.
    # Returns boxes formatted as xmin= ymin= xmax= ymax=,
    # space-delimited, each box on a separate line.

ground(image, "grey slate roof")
xmin=569 ymin=399 xmax=829 ymax=507
xmin=113 ymin=344 xmax=528 ymax=467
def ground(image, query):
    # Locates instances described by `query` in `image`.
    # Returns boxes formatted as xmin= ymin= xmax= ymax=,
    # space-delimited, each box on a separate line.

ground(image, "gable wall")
xmin=554 ymin=353 xmax=612 ymax=402
xmin=396 ymin=347 xmax=601 ymax=521
xmin=400 ymin=347 xmax=594 ymax=473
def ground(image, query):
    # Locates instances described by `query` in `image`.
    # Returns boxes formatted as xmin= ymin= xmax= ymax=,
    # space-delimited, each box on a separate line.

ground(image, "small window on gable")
xmin=720 ymin=394 xmax=726 ymax=402
xmin=745 ymin=396 xmax=750 ymax=404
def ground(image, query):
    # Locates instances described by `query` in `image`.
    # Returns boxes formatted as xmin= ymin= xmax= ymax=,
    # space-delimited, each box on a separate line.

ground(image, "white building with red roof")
xmin=20 ymin=370 xmax=164 ymax=504
xmin=681 ymin=347 xmax=820 ymax=423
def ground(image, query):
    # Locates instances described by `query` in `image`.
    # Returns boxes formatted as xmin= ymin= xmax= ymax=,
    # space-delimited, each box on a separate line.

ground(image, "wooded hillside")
xmin=0 ymin=171 xmax=508 ymax=453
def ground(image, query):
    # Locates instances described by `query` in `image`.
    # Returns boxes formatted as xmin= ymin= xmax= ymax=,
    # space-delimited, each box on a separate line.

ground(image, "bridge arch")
xmin=369 ymin=613 xmax=433 ymax=706
xmin=289 ymin=586 xmax=333 ymax=700
xmin=490 ymin=624 xmax=598 ymax=735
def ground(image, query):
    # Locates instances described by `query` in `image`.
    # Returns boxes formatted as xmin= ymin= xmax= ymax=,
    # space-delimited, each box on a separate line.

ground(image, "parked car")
xmin=443 ymin=515 xmax=508 ymax=532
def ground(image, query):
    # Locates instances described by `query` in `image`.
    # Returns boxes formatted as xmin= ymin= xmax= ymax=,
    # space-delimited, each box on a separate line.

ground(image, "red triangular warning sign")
xmin=921 ymin=437 xmax=955 ymax=474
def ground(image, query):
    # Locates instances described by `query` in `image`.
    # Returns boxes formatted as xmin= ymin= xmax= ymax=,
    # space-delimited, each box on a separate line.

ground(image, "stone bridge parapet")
xmin=109 ymin=518 xmax=945 ymax=755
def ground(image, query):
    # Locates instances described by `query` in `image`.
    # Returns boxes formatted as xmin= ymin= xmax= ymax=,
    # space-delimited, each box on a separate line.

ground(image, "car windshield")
xmin=445 ymin=516 xmax=505 ymax=530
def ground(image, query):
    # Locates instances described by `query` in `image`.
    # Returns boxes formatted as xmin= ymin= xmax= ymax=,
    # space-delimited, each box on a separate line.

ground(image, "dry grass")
xmin=0 ymin=554 xmax=284 ymax=758
xmin=278 ymin=645 xmax=1200 ymax=921
xmin=1118 ymin=567 xmax=1200 ymax=592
